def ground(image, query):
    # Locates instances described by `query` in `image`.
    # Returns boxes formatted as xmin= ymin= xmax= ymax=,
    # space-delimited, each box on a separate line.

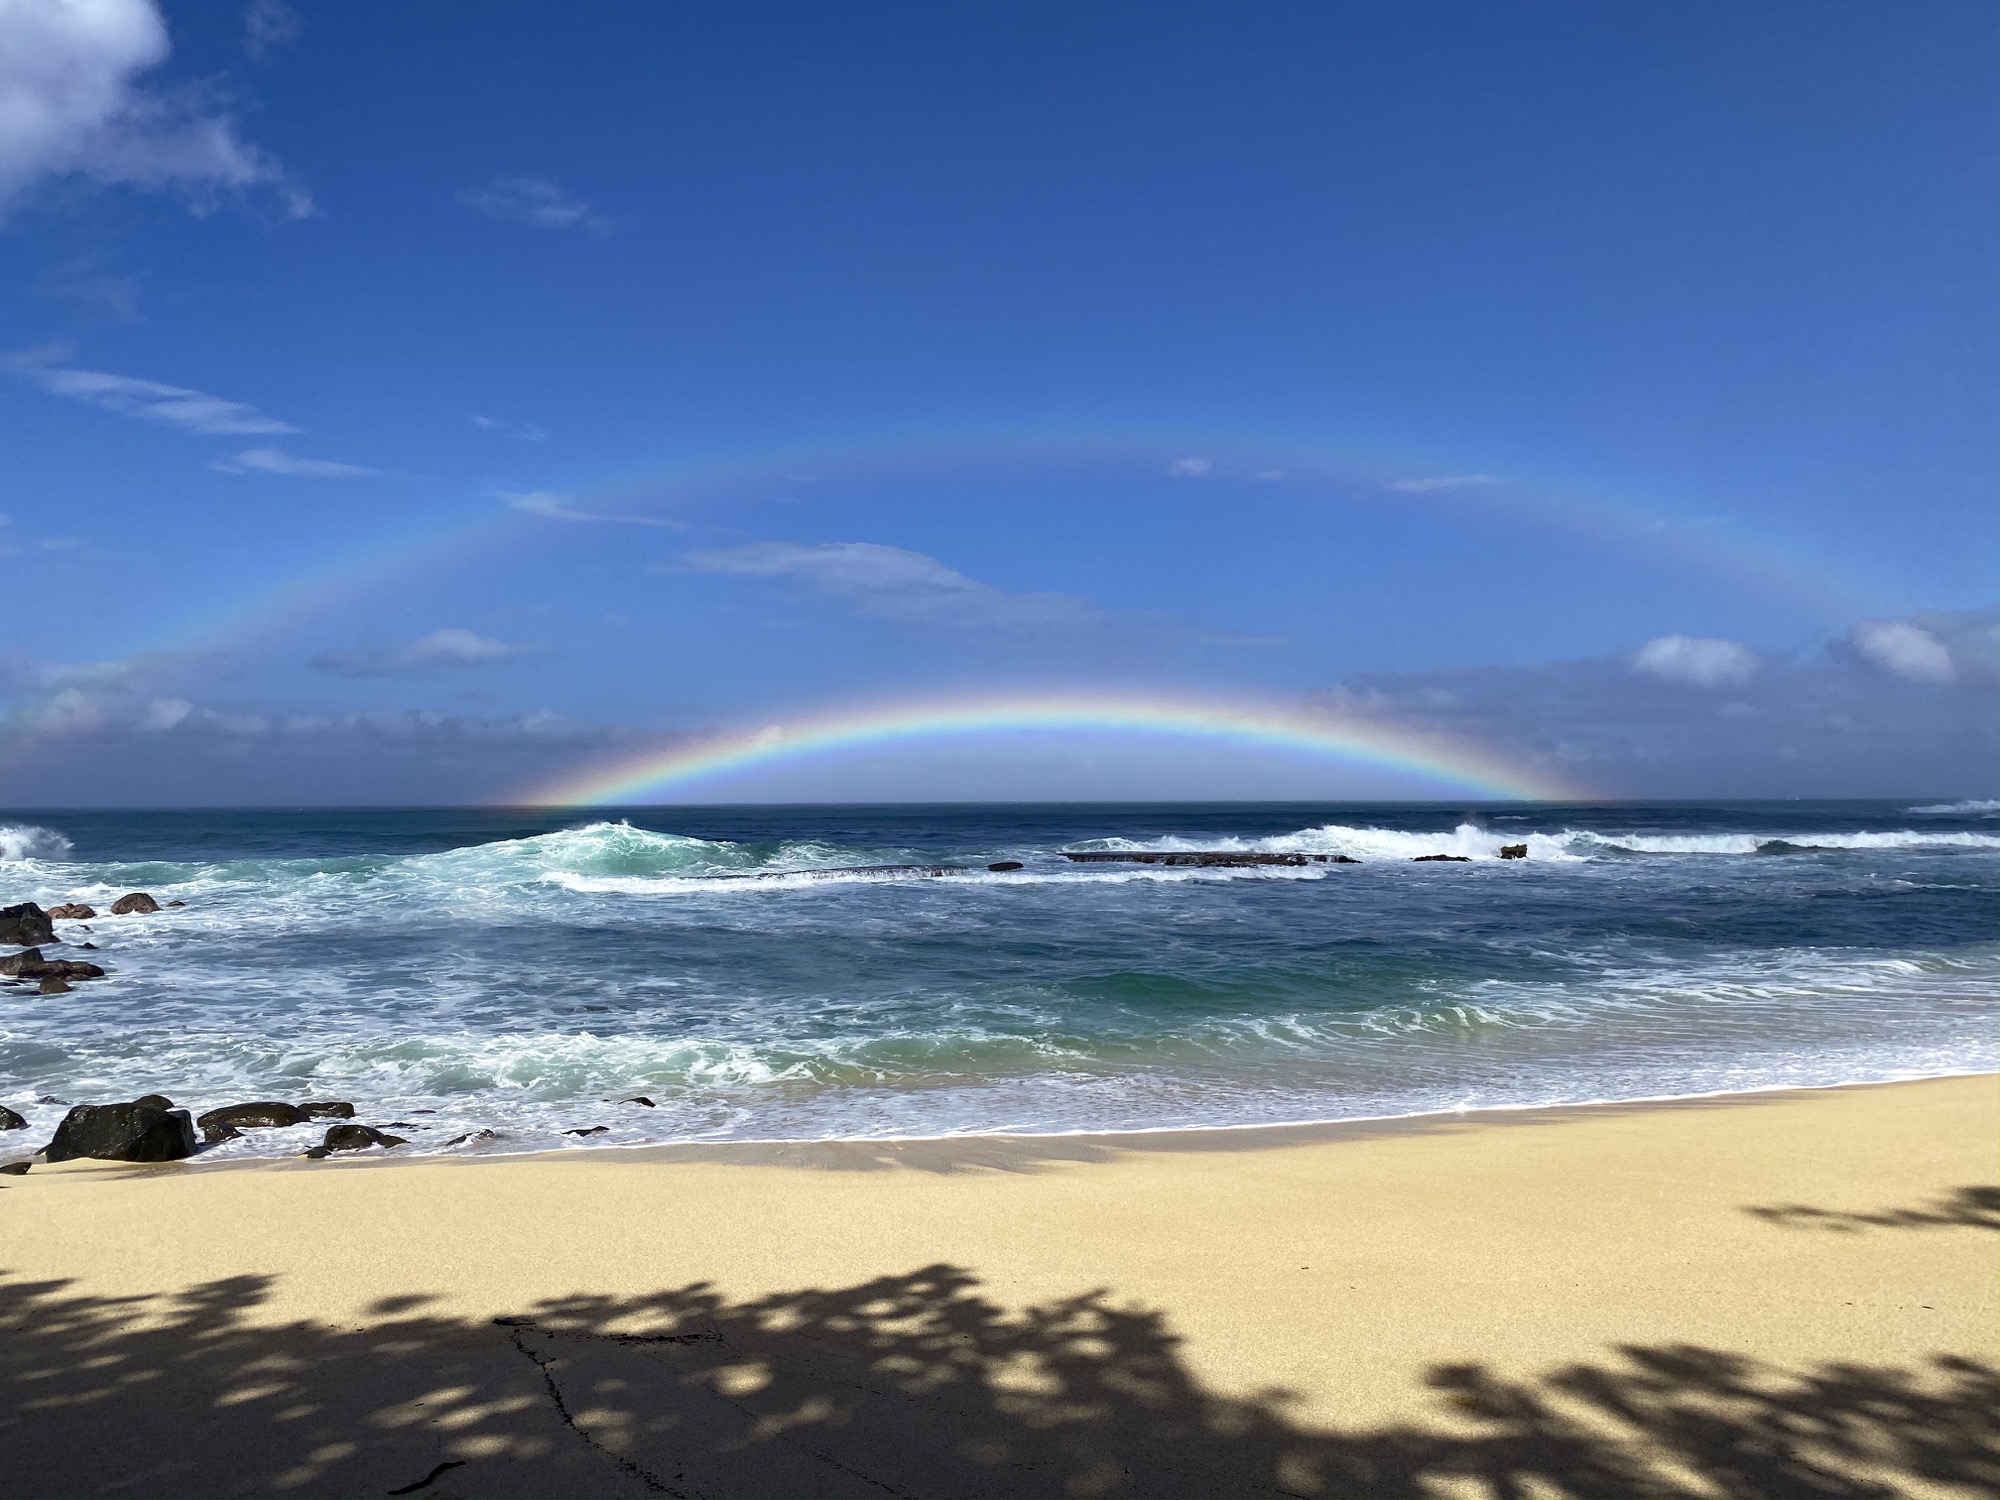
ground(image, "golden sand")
xmin=1 ymin=1074 xmax=1993 ymax=1497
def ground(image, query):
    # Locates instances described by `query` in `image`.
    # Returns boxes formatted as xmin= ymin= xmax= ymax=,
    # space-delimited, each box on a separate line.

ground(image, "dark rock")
xmin=562 ymin=1125 xmax=610 ymax=1137
xmin=987 ymin=861 xmax=1025 ymax=872
xmin=38 ymin=976 xmax=72 ymax=994
xmin=110 ymin=892 xmax=161 ymax=916
xmin=46 ymin=904 xmax=96 ymax=921
xmin=45 ymin=1103 xmax=197 ymax=1163
xmin=38 ymin=1094 xmax=68 ymax=1104
xmin=318 ymin=1123 xmax=406 ymax=1153
xmin=167 ymin=900 xmax=186 ymax=908
xmin=0 ymin=1105 xmax=26 ymax=1130
xmin=1412 ymin=854 xmax=1472 ymax=863
xmin=0 ymin=902 xmax=56 ymax=946
xmin=0 ymin=1161 xmax=29 ymax=1176
xmin=131 ymin=1094 xmax=174 ymax=1111
xmin=1062 ymin=850 xmax=1311 ymax=867
xmin=612 ymin=1094 xmax=656 ymax=1107
xmin=0 ymin=948 xmax=106 ymax=981
xmin=1310 ymin=854 xmax=1362 ymax=864
xmin=196 ymin=1101 xmax=307 ymax=1142
xmin=445 ymin=1129 xmax=500 ymax=1148
xmin=78 ymin=942 xmax=98 ymax=950
xmin=1498 ymin=844 xmax=1528 ymax=860
xmin=299 ymin=1100 xmax=355 ymax=1119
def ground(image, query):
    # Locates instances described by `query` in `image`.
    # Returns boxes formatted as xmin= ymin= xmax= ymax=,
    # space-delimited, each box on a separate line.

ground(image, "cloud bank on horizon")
xmin=0 ymin=0 xmax=1993 ymax=805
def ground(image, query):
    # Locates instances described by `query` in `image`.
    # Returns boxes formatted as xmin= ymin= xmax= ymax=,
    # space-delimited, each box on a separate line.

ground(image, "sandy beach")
xmin=1 ymin=1073 xmax=1993 ymax=1498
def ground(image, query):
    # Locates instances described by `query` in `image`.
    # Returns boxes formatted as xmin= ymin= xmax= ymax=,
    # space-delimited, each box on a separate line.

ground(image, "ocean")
xmin=2 ymin=801 xmax=1994 ymax=1158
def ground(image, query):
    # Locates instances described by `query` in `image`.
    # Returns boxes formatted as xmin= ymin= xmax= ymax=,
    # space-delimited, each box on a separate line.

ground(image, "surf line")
xmin=524 ymin=693 xmax=1580 ymax=804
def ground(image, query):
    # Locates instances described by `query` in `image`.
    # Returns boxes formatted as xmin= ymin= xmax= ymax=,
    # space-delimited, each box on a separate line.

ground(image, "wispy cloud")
xmin=242 ymin=0 xmax=302 ymax=62
xmin=1387 ymin=474 xmax=1504 ymax=493
xmin=1850 ymin=620 xmax=1956 ymax=685
xmin=1632 ymin=635 xmax=1757 ymax=688
xmin=1165 ymin=456 xmax=1213 ymax=478
xmin=471 ymin=414 xmax=549 ymax=442
xmin=680 ymin=541 xmax=1100 ymax=631
xmin=494 ymin=490 xmax=682 ymax=527
xmin=311 ymin=628 xmax=535 ymax=678
xmin=213 ymin=446 xmax=382 ymax=477
xmin=0 ymin=0 xmax=309 ymax=217
xmin=457 ymin=176 xmax=608 ymax=233
xmin=8 ymin=353 xmax=298 ymax=434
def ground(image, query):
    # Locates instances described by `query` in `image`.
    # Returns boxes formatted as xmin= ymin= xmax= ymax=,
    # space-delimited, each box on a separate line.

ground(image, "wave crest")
xmin=0 ymin=824 xmax=74 ymax=862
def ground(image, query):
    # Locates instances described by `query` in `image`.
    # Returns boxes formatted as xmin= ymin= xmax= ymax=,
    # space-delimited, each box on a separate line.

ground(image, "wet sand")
xmin=1 ymin=1073 xmax=1993 ymax=1498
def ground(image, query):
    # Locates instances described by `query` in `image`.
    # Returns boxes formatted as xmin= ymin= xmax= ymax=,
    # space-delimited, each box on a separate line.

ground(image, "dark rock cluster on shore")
xmin=1 ymin=893 xmax=189 ymax=997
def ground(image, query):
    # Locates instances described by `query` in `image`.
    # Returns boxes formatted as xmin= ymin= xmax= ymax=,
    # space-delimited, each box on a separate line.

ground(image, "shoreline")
xmin=18 ymin=1066 xmax=1995 ymax=1176
xmin=2 ymin=1071 xmax=1992 ymax=1497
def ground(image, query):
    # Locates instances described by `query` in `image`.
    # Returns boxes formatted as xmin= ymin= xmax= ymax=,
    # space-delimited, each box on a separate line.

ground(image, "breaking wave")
xmin=0 ymin=824 xmax=73 ymax=863
xmin=1909 ymin=799 xmax=2000 ymax=816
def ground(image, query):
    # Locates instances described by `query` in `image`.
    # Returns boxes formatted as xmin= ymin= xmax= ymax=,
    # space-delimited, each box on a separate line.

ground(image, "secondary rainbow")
xmin=530 ymin=694 xmax=1577 ymax=804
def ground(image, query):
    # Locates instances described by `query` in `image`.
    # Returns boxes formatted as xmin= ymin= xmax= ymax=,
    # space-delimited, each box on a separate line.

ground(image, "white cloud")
xmin=1851 ymin=620 xmax=1955 ymax=684
xmin=0 ymin=0 xmax=308 ymax=217
xmin=1165 ymin=456 xmax=1212 ymax=478
xmin=457 ymin=176 xmax=606 ymax=233
xmin=312 ymin=628 xmax=533 ymax=678
xmin=1387 ymin=474 xmax=1503 ymax=493
xmin=242 ymin=0 xmax=301 ymax=62
xmin=1632 ymin=635 xmax=1757 ymax=688
xmin=681 ymin=540 xmax=1095 ymax=631
xmin=139 ymin=695 xmax=191 ymax=730
xmin=494 ymin=489 xmax=680 ymax=526
xmin=9 ymin=355 xmax=298 ymax=433
xmin=471 ymin=414 xmax=549 ymax=441
xmin=213 ymin=446 xmax=381 ymax=477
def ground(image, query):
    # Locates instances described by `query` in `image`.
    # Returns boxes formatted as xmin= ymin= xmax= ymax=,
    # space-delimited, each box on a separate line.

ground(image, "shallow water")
xmin=1 ymin=801 xmax=1994 ymax=1158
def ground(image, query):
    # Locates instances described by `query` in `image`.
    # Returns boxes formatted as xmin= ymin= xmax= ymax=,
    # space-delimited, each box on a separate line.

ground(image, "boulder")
xmin=299 ymin=1100 xmax=355 ymax=1119
xmin=45 ymin=1103 xmax=197 ymax=1163
xmin=1498 ymin=844 xmax=1528 ymax=860
xmin=445 ymin=1129 xmax=500 ymax=1148
xmin=0 ymin=1105 xmax=26 ymax=1131
xmin=0 ymin=948 xmax=106 ymax=981
xmin=310 ymin=1123 xmax=406 ymax=1155
xmin=0 ymin=903 xmax=55 ymax=947
xmin=110 ymin=892 xmax=160 ymax=916
xmin=131 ymin=1094 xmax=174 ymax=1111
xmin=46 ymin=904 xmax=96 ymax=921
xmin=1310 ymin=854 xmax=1362 ymax=864
xmin=563 ymin=1125 xmax=610 ymax=1137
xmin=987 ymin=861 xmax=1025 ymax=872
xmin=167 ymin=900 xmax=186 ymax=908
xmin=195 ymin=1101 xmax=307 ymax=1142
xmin=38 ymin=976 xmax=72 ymax=994
xmin=1412 ymin=854 xmax=1472 ymax=863
xmin=612 ymin=1094 xmax=657 ymax=1107
xmin=0 ymin=1161 xmax=29 ymax=1176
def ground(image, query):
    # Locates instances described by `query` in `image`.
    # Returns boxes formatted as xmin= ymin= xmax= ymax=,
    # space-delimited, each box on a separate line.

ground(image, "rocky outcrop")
xmin=45 ymin=1102 xmax=197 ymax=1163
xmin=0 ymin=1105 xmax=26 ymax=1131
xmin=110 ymin=892 xmax=161 ymax=916
xmin=1412 ymin=854 xmax=1472 ymax=863
xmin=131 ymin=1094 xmax=175 ymax=1110
xmin=563 ymin=1125 xmax=610 ymax=1137
xmin=305 ymin=1123 xmax=407 ymax=1156
xmin=45 ymin=903 xmax=96 ymax=921
xmin=195 ymin=1101 xmax=308 ymax=1142
xmin=38 ymin=976 xmax=72 ymax=994
xmin=1061 ymin=851 xmax=1310 ymax=867
xmin=0 ymin=903 xmax=55 ymax=946
xmin=300 ymin=1100 xmax=355 ymax=1119
xmin=445 ymin=1128 xmax=500 ymax=1147
xmin=1498 ymin=844 xmax=1528 ymax=860
xmin=0 ymin=948 xmax=106 ymax=981
xmin=987 ymin=861 xmax=1025 ymax=872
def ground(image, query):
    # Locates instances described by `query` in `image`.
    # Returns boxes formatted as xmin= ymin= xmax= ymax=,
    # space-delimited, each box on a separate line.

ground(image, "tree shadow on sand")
xmin=1744 ymin=1184 xmax=2000 ymax=1235
xmin=0 ymin=1264 xmax=1993 ymax=1499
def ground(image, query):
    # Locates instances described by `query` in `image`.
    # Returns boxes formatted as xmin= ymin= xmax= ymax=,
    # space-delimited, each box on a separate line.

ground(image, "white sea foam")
xmin=1909 ymin=799 xmax=2000 ymax=816
xmin=0 ymin=824 xmax=74 ymax=862
xmin=1071 ymin=821 xmax=2000 ymax=861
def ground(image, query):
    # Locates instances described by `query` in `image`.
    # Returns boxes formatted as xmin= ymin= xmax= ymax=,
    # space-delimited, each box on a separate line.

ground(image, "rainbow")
xmin=530 ymin=693 xmax=1578 ymax=804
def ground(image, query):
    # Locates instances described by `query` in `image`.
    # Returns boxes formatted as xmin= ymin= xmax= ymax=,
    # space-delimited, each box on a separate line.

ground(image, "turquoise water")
xmin=1 ymin=801 xmax=1994 ymax=1156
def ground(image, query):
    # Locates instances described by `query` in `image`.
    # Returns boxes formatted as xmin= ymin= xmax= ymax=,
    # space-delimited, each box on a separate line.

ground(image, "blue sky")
xmin=1 ymin=0 xmax=1994 ymax=804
